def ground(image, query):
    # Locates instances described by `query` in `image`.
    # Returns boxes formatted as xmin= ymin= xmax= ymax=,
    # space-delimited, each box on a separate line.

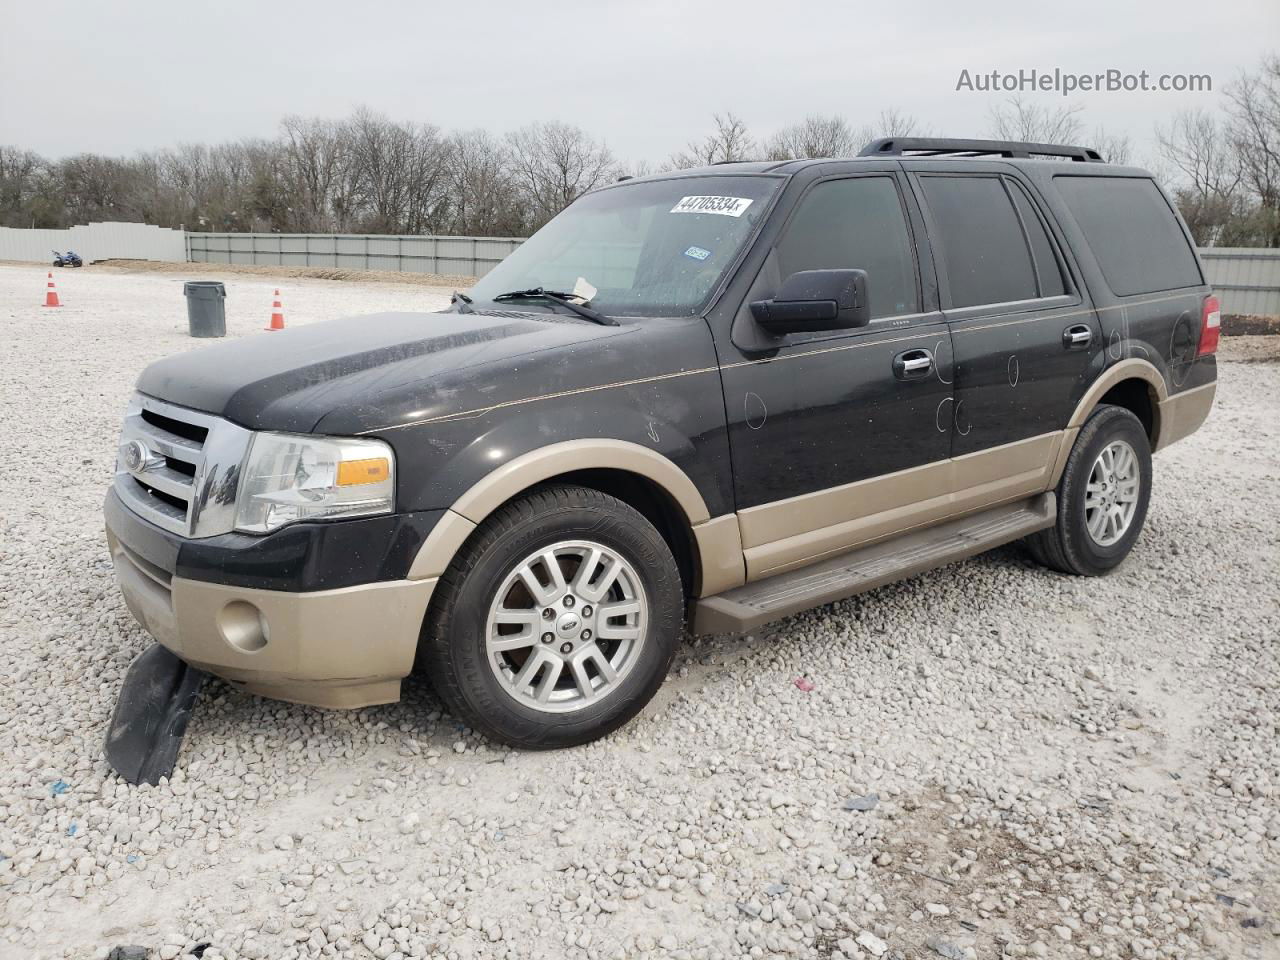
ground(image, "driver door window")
xmin=776 ymin=176 xmax=920 ymax=320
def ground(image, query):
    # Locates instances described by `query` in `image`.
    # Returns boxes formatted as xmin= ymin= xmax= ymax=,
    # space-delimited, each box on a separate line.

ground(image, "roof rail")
xmin=859 ymin=137 xmax=1105 ymax=162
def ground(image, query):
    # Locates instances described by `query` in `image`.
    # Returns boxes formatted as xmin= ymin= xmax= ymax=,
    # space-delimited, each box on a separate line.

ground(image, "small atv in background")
xmin=52 ymin=249 xmax=83 ymax=267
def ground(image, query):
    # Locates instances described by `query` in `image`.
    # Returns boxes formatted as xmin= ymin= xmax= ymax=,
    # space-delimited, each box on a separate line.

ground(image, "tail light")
xmin=1197 ymin=295 xmax=1221 ymax=356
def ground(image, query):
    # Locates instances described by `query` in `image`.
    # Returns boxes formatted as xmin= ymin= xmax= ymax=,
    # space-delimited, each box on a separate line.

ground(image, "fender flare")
xmin=406 ymin=440 xmax=745 ymax=595
xmin=1049 ymin=359 xmax=1169 ymax=487
xmin=1066 ymin=358 xmax=1168 ymax=433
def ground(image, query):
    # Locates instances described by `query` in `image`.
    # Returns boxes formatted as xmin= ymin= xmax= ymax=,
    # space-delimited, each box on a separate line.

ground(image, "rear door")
xmin=1051 ymin=173 xmax=1214 ymax=402
xmin=910 ymin=168 xmax=1098 ymax=511
xmin=719 ymin=169 xmax=954 ymax=580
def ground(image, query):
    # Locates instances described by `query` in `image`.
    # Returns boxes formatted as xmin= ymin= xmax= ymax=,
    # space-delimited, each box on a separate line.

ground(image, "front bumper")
xmin=105 ymin=489 xmax=439 ymax=708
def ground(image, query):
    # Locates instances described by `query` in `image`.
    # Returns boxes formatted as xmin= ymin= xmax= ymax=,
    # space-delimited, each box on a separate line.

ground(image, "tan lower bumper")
xmin=107 ymin=531 xmax=436 ymax=709
xmin=1155 ymin=381 xmax=1216 ymax=451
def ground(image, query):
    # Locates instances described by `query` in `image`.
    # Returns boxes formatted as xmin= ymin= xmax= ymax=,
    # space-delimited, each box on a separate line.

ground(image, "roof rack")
xmin=859 ymin=137 xmax=1105 ymax=162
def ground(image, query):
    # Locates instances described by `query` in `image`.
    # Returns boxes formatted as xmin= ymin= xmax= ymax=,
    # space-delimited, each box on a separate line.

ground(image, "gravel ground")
xmin=0 ymin=263 xmax=1277 ymax=960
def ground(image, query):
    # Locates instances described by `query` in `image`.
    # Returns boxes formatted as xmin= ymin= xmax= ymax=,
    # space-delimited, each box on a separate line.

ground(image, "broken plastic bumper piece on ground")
xmin=103 ymin=643 xmax=205 ymax=786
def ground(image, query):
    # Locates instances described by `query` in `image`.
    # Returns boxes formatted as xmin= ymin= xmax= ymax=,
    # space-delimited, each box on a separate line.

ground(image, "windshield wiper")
xmin=451 ymin=290 xmax=474 ymax=313
xmin=490 ymin=288 xmax=618 ymax=326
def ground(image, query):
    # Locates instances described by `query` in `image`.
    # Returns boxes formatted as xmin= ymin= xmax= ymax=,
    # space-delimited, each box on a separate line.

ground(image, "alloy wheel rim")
xmin=484 ymin=540 xmax=647 ymax=714
xmin=1084 ymin=439 xmax=1140 ymax=547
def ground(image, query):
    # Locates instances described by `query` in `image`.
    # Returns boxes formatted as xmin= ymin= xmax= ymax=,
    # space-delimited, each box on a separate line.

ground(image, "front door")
xmin=720 ymin=173 xmax=954 ymax=581
xmin=911 ymin=170 xmax=1100 ymax=510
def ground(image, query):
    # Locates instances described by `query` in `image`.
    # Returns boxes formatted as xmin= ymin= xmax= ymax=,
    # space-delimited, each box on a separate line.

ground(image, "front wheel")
xmin=420 ymin=485 xmax=684 ymax=749
xmin=1026 ymin=404 xmax=1152 ymax=576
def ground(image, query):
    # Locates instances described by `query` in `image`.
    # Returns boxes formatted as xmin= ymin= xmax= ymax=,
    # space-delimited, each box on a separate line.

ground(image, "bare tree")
xmin=507 ymin=122 xmax=616 ymax=229
xmin=346 ymin=109 xmax=447 ymax=234
xmin=1157 ymin=111 xmax=1240 ymax=200
xmin=851 ymin=109 xmax=924 ymax=151
xmin=1089 ymin=127 xmax=1132 ymax=165
xmin=764 ymin=115 xmax=857 ymax=160
xmin=280 ymin=115 xmax=349 ymax=231
xmin=1225 ymin=54 xmax=1280 ymax=246
xmin=445 ymin=130 xmax=524 ymax=236
xmin=0 ymin=146 xmax=45 ymax=226
xmin=669 ymin=112 xmax=754 ymax=168
xmin=1156 ymin=110 xmax=1244 ymax=245
xmin=989 ymin=96 xmax=1084 ymax=143
xmin=403 ymin=132 xmax=453 ymax=235
xmin=58 ymin=153 xmax=150 ymax=224
xmin=617 ymin=159 xmax=655 ymax=180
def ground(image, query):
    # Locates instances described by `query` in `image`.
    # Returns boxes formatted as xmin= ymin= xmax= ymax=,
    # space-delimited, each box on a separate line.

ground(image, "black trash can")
xmin=183 ymin=281 xmax=226 ymax=338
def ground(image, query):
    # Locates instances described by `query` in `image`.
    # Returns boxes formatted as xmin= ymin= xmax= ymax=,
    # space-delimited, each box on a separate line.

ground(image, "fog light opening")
xmin=218 ymin=601 xmax=269 ymax=653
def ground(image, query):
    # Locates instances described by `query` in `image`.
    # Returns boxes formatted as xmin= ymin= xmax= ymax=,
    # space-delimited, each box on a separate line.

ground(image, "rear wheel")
xmin=1027 ymin=404 xmax=1152 ymax=576
xmin=421 ymin=485 xmax=683 ymax=748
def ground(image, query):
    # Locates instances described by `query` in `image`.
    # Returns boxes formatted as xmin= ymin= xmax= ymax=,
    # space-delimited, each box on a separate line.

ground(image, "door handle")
xmin=1063 ymin=324 xmax=1093 ymax=349
xmin=893 ymin=349 xmax=934 ymax=380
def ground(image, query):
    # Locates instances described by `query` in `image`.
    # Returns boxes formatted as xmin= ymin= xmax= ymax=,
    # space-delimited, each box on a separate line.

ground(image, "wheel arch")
xmin=407 ymin=440 xmax=745 ymax=599
xmin=1050 ymin=360 xmax=1168 ymax=487
xmin=1068 ymin=359 xmax=1167 ymax=444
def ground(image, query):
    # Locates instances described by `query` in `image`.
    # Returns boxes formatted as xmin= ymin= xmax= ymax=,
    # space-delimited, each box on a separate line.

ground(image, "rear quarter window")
xmin=1054 ymin=176 xmax=1202 ymax=297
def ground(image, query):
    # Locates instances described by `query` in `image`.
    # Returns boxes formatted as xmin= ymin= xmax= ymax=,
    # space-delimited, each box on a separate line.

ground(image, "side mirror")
xmin=749 ymin=269 xmax=870 ymax=335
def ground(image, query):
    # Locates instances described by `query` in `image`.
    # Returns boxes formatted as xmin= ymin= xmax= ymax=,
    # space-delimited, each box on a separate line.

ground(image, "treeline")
xmin=0 ymin=111 xmax=616 ymax=237
xmin=1156 ymin=53 xmax=1280 ymax=247
xmin=1 ymin=54 xmax=1275 ymax=245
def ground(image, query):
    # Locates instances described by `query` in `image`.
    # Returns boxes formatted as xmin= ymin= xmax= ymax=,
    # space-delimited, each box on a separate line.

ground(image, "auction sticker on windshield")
xmin=670 ymin=196 xmax=753 ymax=217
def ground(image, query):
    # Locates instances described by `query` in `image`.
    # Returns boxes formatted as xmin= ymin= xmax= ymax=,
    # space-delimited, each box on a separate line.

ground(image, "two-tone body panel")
xmin=104 ymin=150 xmax=1218 ymax=710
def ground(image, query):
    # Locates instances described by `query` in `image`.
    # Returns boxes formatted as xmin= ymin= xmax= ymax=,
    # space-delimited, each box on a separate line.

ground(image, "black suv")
xmin=104 ymin=138 xmax=1218 ymax=761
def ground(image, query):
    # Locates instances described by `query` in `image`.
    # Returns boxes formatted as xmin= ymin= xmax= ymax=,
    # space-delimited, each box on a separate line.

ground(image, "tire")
xmin=421 ymin=484 xmax=684 ymax=749
xmin=1026 ymin=404 xmax=1152 ymax=577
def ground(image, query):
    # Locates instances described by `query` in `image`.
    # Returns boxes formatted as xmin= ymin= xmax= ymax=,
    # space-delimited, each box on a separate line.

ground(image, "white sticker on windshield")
xmin=670 ymin=196 xmax=753 ymax=217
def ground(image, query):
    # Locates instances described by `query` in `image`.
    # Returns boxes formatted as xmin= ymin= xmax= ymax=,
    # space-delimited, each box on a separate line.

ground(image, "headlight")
xmin=234 ymin=432 xmax=395 ymax=533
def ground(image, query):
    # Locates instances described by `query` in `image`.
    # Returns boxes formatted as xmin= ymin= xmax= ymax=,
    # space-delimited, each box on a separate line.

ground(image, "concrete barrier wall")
xmin=0 ymin=222 xmax=186 ymax=264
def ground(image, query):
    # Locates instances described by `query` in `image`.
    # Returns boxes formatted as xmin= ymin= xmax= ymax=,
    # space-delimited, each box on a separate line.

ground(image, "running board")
xmin=692 ymin=493 xmax=1056 ymax=635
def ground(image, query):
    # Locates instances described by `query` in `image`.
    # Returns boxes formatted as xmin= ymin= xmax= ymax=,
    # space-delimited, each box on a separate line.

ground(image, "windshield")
xmin=468 ymin=176 xmax=780 ymax=318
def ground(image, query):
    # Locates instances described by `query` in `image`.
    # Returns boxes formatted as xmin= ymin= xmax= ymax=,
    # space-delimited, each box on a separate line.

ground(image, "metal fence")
xmin=1197 ymin=247 xmax=1280 ymax=317
xmin=3 ymin=222 xmax=1278 ymax=315
xmin=185 ymin=232 xmax=525 ymax=278
xmin=186 ymin=230 xmax=1280 ymax=315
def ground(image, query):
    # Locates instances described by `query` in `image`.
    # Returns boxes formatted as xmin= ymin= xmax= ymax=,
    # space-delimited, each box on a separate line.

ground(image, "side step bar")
xmin=692 ymin=493 xmax=1056 ymax=634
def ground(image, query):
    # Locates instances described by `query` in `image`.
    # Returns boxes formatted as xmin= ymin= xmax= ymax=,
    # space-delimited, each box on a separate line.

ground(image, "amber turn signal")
xmin=336 ymin=457 xmax=390 ymax=486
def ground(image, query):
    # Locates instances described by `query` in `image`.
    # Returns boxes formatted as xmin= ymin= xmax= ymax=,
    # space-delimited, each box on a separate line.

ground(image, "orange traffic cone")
xmin=43 ymin=272 xmax=62 ymax=308
xmin=265 ymin=289 xmax=285 ymax=331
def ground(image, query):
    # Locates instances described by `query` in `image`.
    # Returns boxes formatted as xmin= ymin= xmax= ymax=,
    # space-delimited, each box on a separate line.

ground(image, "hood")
xmin=137 ymin=310 xmax=632 ymax=433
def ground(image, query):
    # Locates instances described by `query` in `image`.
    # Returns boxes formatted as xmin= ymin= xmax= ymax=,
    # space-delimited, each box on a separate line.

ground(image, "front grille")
xmin=113 ymin=394 xmax=253 ymax=538
xmin=141 ymin=407 xmax=209 ymax=445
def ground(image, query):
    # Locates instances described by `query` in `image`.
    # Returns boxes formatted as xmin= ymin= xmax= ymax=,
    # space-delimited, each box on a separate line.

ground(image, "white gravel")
xmin=0 ymin=262 xmax=1277 ymax=960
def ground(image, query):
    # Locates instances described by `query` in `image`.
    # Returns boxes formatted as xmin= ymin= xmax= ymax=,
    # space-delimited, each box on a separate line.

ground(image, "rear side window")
xmin=776 ymin=176 xmax=919 ymax=319
xmin=1055 ymin=176 xmax=1202 ymax=296
xmin=1008 ymin=181 xmax=1066 ymax=298
xmin=919 ymin=176 xmax=1039 ymax=308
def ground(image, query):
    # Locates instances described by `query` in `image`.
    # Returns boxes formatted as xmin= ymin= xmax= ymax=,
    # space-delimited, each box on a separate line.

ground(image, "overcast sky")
xmin=1 ymin=0 xmax=1275 ymax=165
